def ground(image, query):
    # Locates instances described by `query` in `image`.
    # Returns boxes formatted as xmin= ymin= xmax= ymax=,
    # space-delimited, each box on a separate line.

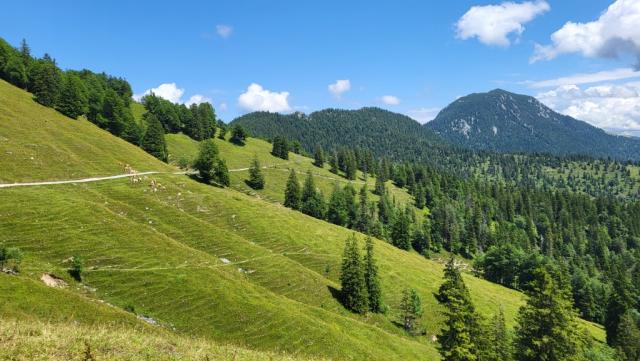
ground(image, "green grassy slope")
xmin=0 ymin=81 xmax=605 ymax=360
xmin=0 ymin=80 xmax=173 ymax=183
xmin=166 ymin=133 xmax=413 ymax=206
xmin=0 ymin=275 xmax=319 ymax=361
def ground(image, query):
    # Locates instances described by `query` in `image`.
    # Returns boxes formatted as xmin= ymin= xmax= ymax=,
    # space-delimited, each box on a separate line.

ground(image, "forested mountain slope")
xmin=426 ymin=89 xmax=640 ymax=161
xmin=231 ymin=107 xmax=447 ymax=161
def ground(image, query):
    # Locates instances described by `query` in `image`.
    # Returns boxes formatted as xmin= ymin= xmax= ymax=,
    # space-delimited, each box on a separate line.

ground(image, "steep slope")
xmin=1 ymin=276 xmax=319 ymax=361
xmin=0 ymin=81 xmax=605 ymax=360
xmin=231 ymin=107 xmax=446 ymax=161
xmin=425 ymin=89 xmax=640 ymax=161
xmin=0 ymin=80 xmax=173 ymax=183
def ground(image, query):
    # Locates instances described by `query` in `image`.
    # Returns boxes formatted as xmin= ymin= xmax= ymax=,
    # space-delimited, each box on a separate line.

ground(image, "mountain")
xmin=231 ymin=107 xmax=447 ymax=161
xmin=425 ymin=89 xmax=640 ymax=161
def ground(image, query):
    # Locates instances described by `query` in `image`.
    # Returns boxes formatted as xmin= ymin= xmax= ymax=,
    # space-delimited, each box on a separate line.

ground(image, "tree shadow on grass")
xmin=327 ymin=285 xmax=343 ymax=304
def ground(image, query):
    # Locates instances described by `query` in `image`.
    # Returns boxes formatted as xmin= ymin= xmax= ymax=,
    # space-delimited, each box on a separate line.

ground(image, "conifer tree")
xmin=271 ymin=136 xmax=289 ymax=159
xmin=313 ymin=144 xmax=325 ymax=168
xmin=246 ymin=156 xmax=265 ymax=190
xmin=28 ymin=58 xmax=62 ymax=107
xmin=363 ymin=236 xmax=382 ymax=313
xmin=400 ymin=288 xmax=423 ymax=334
xmin=354 ymin=185 xmax=371 ymax=233
xmin=214 ymin=159 xmax=230 ymax=186
xmin=514 ymin=267 xmax=584 ymax=361
xmin=330 ymin=151 xmax=339 ymax=174
xmin=391 ymin=207 xmax=412 ymax=250
xmin=339 ymin=234 xmax=368 ymax=313
xmin=229 ymin=124 xmax=247 ymax=145
xmin=194 ymin=139 xmax=219 ymax=183
xmin=327 ymin=184 xmax=349 ymax=226
xmin=614 ymin=311 xmax=640 ymax=361
xmin=56 ymin=73 xmax=88 ymax=119
xmin=436 ymin=258 xmax=480 ymax=361
xmin=284 ymin=169 xmax=302 ymax=210
xmin=217 ymin=123 xmax=227 ymax=139
xmin=301 ymin=171 xmax=325 ymax=218
xmin=483 ymin=308 xmax=512 ymax=361
xmin=141 ymin=114 xmax=168 ymax=162
xmin=605 ymin=268 xmax=635 ymax=346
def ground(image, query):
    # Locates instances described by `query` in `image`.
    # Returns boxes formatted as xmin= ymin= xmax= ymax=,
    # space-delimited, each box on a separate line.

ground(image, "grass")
xmin=0 ymin=80 xmax=605 ymax=360
xmin=0 ymin=80 xmax=173 ymax=183
xmin=0 ymin=277 xmax=321 ymax=361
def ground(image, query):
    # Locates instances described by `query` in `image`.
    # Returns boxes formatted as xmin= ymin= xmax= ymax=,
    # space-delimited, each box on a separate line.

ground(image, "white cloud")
xmin=406 ymin=107 xmax=441 ymax=124
xmin=525 ymin=67 xmax=640 ymax=88
xmin=456 ymin=1 xmax=550 ymax=46
xmin=536 ymin=82 xmax=640 ymax=131
xmin=328 ymin=79 xmax=351 ymax=98
xmin=133 ymin=83 xmax=214 ymax=108
xmin=532 ymin=0 xmax=640 ymax=64
xmin=380 ymin=95 xmax=400 ymax=105
xmin=185 ymin=94 xmax=212 ymax=106
xmin=216 ymin=25 xmax=233 ymax=39
xmin=133 ymin=83 xmax=185 ymax=103
xmin=238 ymin=83 xmax=291 ymax=113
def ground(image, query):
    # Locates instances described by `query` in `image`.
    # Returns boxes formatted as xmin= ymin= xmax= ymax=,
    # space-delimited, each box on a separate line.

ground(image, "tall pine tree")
xmin=284 ymin=169 xmax=301 ymax=210
xmin=436 ymin=258 xmax=480 ymax=361
xmin=514 ymin=267 xmax=584 ymax=361
xmin=246 ymin=156 xmax=265 ymax=190
xmin=363 ymin=236 xmax=382 ymax=313
xmin=340 ymin=234 xmax=368 ymax=313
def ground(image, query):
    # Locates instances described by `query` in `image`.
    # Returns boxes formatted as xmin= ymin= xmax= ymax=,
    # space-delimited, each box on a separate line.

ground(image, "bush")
xmin=69 ymin=255 xmax=84 ymax=281
xmin=0 ymin=245 xmax=23 ymax=273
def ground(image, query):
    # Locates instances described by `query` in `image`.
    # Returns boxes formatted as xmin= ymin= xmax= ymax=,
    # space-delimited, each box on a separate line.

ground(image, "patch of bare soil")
xmin=40 ymin=273 xmax=68 ymax=288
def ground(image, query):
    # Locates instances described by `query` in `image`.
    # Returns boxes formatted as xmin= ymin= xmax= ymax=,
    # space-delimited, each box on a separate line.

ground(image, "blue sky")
xmin=1 ymin=0 xmax=640 ymax=132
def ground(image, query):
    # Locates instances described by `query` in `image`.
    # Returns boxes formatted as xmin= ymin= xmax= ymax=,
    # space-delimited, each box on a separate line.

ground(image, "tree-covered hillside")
xmin=426 ymin=89 xmax=640 ymax=161
xmin=232 ymin=107 xmax=447 ymax=161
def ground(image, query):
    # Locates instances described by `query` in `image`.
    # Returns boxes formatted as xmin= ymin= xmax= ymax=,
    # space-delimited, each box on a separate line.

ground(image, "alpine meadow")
xmin=2 ymin=1 xmax=640 ymax=360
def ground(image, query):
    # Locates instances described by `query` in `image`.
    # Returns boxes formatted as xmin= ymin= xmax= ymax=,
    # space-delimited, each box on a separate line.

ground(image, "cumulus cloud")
xmin=216 ymin=24 xmax=233 ymax=39
xmin=406 ymin=107 xmax=441 ymax=124
xmin=380 ymin=95 xmax=400 ymax=105
xmin=134 ymin=83 xmax=185 ymax=103
xmin=525 ymin=67 xmax=640 ymax=88
xmin=532 ymin=0 xmax=640 ymax=65
xmin=328 ymin=79 xmax=351 ymax=98
xmin=536 ymin=82 xmax=640 ymax=131
xmin=133 ymin=83 xmax=212 ymax=107
xmin=185 ymin=94 xmax=212 ymax=106
xmin=238 ymin=83 xmax=291 ymax=113
xmin=456 ymin=0 xmax=550 ymax=46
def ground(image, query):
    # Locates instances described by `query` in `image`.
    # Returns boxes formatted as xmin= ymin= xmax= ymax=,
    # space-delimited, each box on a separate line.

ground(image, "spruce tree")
xmin=514 ymin=267 xmax=584 ymax=361
xmin=391 ymin=207 xmax=412 ymax=250
xmin=141 ymin=114 xmax=168 ymax=162
xmin=483 ymin=308 xmax=512 ymax=361
xmin=605 ymin=268 xmax=635 ymax=346
xmin=313 ymin=144 xmax=325 ymax=168
xmin=614 ymin=311 xmax=640 ymax=361
xmin=354 ymin=185 xmax=371 ymax=233
xmin=301 ymin=171 xmax=325 ymax=218
xmin=327 ymin=184 xmax=349 ymax=226
xmin=246 ymin=156 xmax=265 ymax=190
xmin=435 ymin=258 xmax=480 ymax=361
xmin=284 ymin=169 xmax=302 ymax=210
xmin=214 ymin=159 xmax=230 ymax=186
xmin=330 ymin=151 xmax=339 ymax=174
xmin=230 ymin=124 xmax=247 ymax=145
xmin=28 ymin=58 xmax=62 ymax=107
xmin=339 ymin=234 xmax=368 ymax=313
xmin=56 ymin=73 xmax=88 ymax=119
xmin=400 ymin=288 xmax=423 ymax=334
xmin=194 ymin=139 xmax=219 ymax=183
xmin=363 ymin=236 xmax=382 ymax=313
xmin=271 ymin=136 xmax=289 ymax=160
